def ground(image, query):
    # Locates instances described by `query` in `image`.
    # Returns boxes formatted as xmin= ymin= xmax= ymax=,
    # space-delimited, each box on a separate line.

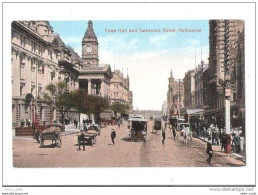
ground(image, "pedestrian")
xmin=233 ymin=134 xmax=241 ymax=153
xmin=74 ymin=119 xmax=78 ymax=129
xmin=111 ymin=129 xmax=116 ymax=145
xmin=172 ymin=126 xmax=176 ymax=140
xmin=162 ymin=128 xmax=166 ymax=143
xmin=216 ymin=130 xmax=220 ymax=145
xmin=118 ymin=120 xmax=121 ymax=128
xmin=206 ymin=136 xmax=213 ymax=164
xmin=34 ymin=128 xmax=40 ymax=143
xmin=26 ymin=118 xmax=30 ymax=127
xmin=221 ymin=131 xmax=226 ymax=152
xmin=78 ymin=131 xmax=85 ymax=151
xmin=212 ymin=129 xmax=215 ymax=145
xmin=20 ymin=119 xmax=25 ymax=127
xmin=83 ymin=123 xmax=87 ymax=131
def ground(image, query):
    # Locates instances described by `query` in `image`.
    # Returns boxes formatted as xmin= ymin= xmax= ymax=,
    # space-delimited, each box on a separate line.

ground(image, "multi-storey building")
xmin=194 ymin=61 xmax=208 ymax=109
xmin=167 ymin=70 xmax=184 ymax=118
xmin=205 ymin=20 xmax=245 ymax=129
xmin=12 ymin=20 xmax=134 ymax=129
xmin=11 ymin=21 xmax=81 ymax=128
xmin=110 ymin=70 xmax=133 ymax=114
xmin=183 ymin=69 xmax=195 ymax=109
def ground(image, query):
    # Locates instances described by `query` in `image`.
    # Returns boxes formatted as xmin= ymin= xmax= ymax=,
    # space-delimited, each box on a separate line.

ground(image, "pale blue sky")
xmin=49 ymin=20 xmax=209 ymax=110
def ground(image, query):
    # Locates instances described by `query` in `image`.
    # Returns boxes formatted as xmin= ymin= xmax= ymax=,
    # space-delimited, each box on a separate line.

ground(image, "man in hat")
xmin=34 ymin=128 xmax=40 ymax=143
xmin=111 ymin=129 xmax=116 ymax=145
xmin=78 ymin=130 xmax=85 ymax=151
xmin=172 ymin=126 xmax=176 ymax=140
xmin=162 ymin=127 xmax=166 ymax=144
xmin=206 ymin=136 xmax=213 ymax=164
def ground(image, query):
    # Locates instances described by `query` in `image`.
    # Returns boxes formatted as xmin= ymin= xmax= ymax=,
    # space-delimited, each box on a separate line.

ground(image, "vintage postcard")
xmin=2 ymin=2 xmax=256 ymax=194
xmin=11 ymin=19 xmax=246 ymax=168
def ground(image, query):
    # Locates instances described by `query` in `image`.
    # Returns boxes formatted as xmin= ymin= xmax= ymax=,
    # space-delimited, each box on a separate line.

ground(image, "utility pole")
xmin=224 ymin=19 xmax=232 ymax=154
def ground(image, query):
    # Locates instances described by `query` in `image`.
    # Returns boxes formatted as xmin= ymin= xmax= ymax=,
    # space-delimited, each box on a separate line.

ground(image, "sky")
xmin=49 ymin=20 xmax=209 ymax=110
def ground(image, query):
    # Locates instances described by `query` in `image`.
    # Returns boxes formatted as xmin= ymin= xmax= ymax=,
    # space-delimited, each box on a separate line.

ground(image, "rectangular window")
xmin=31 ymin=41 xmax=34 ymax=52
xmin=31 ymin=59 xmax=35 ymax=72
xmin=31 ymin=42 xmax=36 ymax=53
xmin=48 ymin=49 xmax=53 ymax=60
xmin=39 ymin=46 xmax=42 ymax=56
xmin=38 ymin=64 xmax=42 ymax=74
xmin=20 ymin=35 xmax=22 ymax=46
xmin=20 ymin=35 xmax=25 ymax=47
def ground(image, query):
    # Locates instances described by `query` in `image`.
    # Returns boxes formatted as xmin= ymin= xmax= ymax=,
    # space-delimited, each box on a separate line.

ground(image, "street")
xmin=13 ymin=120 xmax=245 ymax=167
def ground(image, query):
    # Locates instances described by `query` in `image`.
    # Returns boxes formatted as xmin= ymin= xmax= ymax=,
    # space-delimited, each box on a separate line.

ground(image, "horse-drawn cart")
xmin=77 ymin=130 xmax=98 ymax=149
xmin=40 ymin=127 xmax=62 ymax=148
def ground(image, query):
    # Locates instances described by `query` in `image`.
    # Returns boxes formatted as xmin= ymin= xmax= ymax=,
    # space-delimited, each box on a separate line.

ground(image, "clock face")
xmin=86 ymin=46 xmax=92 ymax=53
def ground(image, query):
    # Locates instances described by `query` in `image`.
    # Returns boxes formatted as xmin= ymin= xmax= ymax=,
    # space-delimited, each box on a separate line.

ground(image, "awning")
xmin=186 ymin=109 xmax=204 ymax=116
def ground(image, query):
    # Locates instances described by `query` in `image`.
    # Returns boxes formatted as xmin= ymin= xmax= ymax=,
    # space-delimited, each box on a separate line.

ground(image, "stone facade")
xmin=78 ymin=21 xmax=112 ymax=98
xmin=203 ymin=20 xmax=245 ymax=128
xmin=12 ymin=20 xmax=133 ymax=128
xmin=194 ymin=61 xmax=208 ymax=109
xmin=110 ymin=70 xmax=133 ymax=113
xmin=11 ymin=21 xmax=81 ymax=128
xmin=167 ymin=70 xmax=184 ymax=118
xmin=183 ymin=69 xmax=195 ymax=109
xmin=82 ymin=20 xmax=99 ymax=67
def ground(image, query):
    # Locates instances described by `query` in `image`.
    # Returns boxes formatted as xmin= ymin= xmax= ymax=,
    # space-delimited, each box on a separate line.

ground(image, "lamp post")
xmin=216 ymin=19 xmax=238 ymax=154
xmin=224 ymin=19 xmax=233 ymax=153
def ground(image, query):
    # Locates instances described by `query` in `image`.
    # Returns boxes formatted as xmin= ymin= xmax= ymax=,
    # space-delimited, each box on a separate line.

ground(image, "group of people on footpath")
xmin=20 ymin=118 xmax=32 ymax=127
xmin=197 ymin=123 xmax=242 ymax=154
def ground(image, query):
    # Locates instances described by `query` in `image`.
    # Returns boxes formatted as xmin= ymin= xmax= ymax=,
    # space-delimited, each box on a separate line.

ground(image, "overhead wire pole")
xmin=224 ymin=19 xmax=232 ymax=154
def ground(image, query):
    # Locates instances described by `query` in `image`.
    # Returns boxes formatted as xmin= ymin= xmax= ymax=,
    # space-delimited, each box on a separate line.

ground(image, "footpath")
xmin=194 ymin=135 xmax=246 ymax=163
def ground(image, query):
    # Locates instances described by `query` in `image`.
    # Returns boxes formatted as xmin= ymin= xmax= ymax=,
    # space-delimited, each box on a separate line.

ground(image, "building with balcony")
xmin=183 ymin=69 xmax=195 ymax=109
xmin=11 ymin=21 xmax=81 ymax=128
xmin=194 ymin=61 xmax=208 ymax=109
xmin=12 ymin=20 xmax=134 ymax=129
xmin=110 ymin=69 xmax=133 ymax=114
xmin=204 ymin=20 xmax=245 ymax=129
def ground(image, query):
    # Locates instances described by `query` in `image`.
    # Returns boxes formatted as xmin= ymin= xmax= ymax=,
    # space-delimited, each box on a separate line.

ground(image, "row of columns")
xmin=82 ymin=78 xmax=109 ymax=96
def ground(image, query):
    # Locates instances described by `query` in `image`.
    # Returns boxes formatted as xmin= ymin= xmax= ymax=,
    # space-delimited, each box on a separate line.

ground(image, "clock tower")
xmin=82 ymin=20 xmax=99 ymax=67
